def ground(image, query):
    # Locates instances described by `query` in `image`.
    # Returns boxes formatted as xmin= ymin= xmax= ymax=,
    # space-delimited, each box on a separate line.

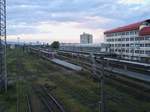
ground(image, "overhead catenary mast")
xmin=0 ymin=0 xmax=7 ymax=92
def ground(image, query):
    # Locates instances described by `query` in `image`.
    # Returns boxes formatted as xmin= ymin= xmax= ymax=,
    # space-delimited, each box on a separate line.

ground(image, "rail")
xmin=33 ymin=85 xmax=65 ymax=112
xmin=29 ymin=47 xmax=150 ymax=99
xmin=26 ymin=94 xmax=32 ymax=112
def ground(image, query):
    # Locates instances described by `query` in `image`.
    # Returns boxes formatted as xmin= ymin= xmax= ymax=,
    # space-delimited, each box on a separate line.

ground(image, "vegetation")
xmin=0 ymin=48 xmax=149 ymax=112
xmin=51 ymin=41 xmax=60 ymax=49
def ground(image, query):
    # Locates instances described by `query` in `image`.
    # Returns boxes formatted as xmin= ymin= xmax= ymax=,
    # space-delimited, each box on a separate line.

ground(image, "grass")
xmin=0 ymin=48 xmax=150 ymax=112
xmin=0 ymin=86 xmax=17 ymax=112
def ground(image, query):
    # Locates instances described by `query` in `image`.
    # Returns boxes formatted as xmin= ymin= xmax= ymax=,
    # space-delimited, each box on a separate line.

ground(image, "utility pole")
xmin=100 ymin=59 xmax=105 ymax=112
xmin=4 ymin=0 xmax=7 ymax=92
xmin=17 ymin=37 xmax=20 ymax=46
xmin=90 ymin=53 xmax=97 ymax=76
xmin=90 ymin=53 xmax=105 ymax=112
xmin=0 ymin=0 xmax=7 ymax=92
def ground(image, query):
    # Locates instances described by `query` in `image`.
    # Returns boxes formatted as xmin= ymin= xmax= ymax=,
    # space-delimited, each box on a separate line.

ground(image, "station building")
xmin=60 ymin=43 xmax=109 ymax=53
xmin=104 ymin=19 xmax=150 ymax=62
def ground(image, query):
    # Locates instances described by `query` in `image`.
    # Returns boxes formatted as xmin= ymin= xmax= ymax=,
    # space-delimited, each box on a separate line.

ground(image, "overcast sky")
xmin=7 ymin=0 xmax=150 ymax=43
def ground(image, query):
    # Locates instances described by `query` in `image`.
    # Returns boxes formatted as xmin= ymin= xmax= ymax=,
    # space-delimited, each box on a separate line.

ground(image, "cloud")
xmin=118 ymin=0 xmax=146 ymax=5
xmin=7 ymin=0 xmax=150 ymax=43
xmin=8 ymin=21 xmax=105 ymax=43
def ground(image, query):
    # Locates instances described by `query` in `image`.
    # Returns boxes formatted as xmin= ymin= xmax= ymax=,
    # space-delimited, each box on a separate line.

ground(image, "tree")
xmin=51 ymin=41 xmax=60 ymax=49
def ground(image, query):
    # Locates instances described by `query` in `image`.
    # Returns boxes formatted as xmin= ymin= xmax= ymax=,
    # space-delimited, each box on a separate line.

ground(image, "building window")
xmin=126 ymin=50 xmax=129 ymax=53
xmin=140 ymin=44 xmax=144 ymax=47
xmin=140 ymin=37 xmax=145 ymax=40
xmin=145 ymin=44 xmax=150 ymax=47
xmin=118 ymin=44 xmax=121 ymax=47
xmin=140 ymin=50 xmax=144 ymax=54
xmin=122 ymin=44 xmax=125 ymax=47
xmin=107 ymin=39 xmax=110 ymax=42
xmin=130 ymin=50 xmax=134 ymax=53
xmin=122 ymin=32 xmax=125 ymax=35
xmin=130 ymin=37 xmax=134 ymax=41
xmin=118 ymin=38 xmax=121 ymax=41
xmin=118 ymin=33 xmax=121 ymax=36
xmin=134 ymin=31 xmax=137 ymax=35
xmin=126 ymin=32 xmax=129 ymax=35
xmin=145 ymin=37 xmax=150 ymax=40
xmin=111 ymin=44 xmax=114 ymax=47
xmin=130 ymin=43 xmax=134 ymax=47
xmin=122 ymin=49 xmax=125 ymax=52
xmin=126 ymin=38 xmax=129 ymax=41
xmin=135 ymin=37 xmax=140 ymax=41
xmin=122 ymin=38 xmax=126 ymax=41
xmin=146 ymin=51 xmax=150 ymax=55
xmin=126 ymin=44 xmax=129 ymax=47
xmin=130 ymin=31 xmax=134 ymax=35
xmin=135 ymin=50 xmax=140 ymax=53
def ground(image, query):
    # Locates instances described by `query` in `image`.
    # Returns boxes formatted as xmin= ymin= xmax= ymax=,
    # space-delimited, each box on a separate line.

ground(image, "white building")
xmin=80 ymin=33 xmax=93 ymax=44
xmin=104 ymin=19 xmax=150 ymax=62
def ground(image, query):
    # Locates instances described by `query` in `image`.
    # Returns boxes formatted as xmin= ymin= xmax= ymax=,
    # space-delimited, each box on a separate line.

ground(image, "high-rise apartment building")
xmin=80 ymin=32 xmax=93 ymax=44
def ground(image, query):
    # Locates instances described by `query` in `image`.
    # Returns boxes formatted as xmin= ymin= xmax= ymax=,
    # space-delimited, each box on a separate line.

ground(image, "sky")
xmin=7 ymin=0 xmax=150 ymax=43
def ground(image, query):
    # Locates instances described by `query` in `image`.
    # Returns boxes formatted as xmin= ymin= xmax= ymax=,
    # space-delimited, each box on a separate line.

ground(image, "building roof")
xmin=104 ymin=19 xmax=150 ymax=34
xmin=139 ymin=27 xmax=150 ymax=36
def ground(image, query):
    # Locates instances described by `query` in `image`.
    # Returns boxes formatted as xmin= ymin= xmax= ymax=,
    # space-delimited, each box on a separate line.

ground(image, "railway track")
xmin=53 ymin=54 xmax=150 ymax=98
xmin=29 ymin=48 xmax=150 ymax=98
xmin=26 ymin=94 xmax=32 ymax=112
xmin=33 ymin=85 xmax=65 ymax=112
xmin=17 ymin=91 xmax=32 ymax=112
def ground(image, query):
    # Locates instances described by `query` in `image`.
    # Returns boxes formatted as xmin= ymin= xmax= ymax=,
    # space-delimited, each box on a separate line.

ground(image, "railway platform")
xmin=51 ymin=58 xmax=82 ymax=71
xmin=105 ymin=67 xmax=150 ymax=83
